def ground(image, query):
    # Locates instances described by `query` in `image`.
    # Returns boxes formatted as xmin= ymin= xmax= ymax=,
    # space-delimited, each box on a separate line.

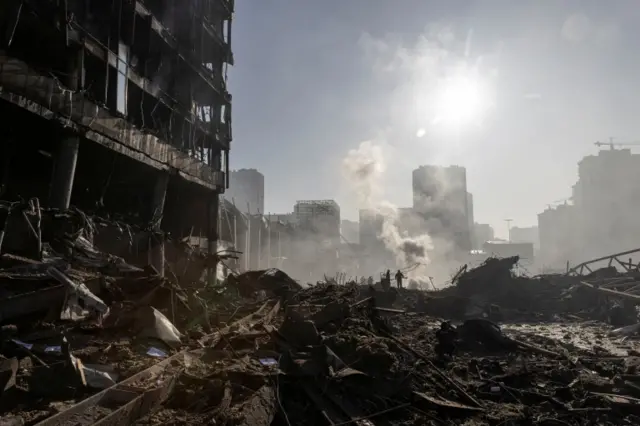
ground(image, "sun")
xmin=434 ymin=75 xmax=487 ymax=126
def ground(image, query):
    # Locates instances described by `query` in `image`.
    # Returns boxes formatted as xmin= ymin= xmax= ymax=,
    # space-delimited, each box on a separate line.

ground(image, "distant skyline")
xmin=228 ymin=0 xmax=640 ymax=238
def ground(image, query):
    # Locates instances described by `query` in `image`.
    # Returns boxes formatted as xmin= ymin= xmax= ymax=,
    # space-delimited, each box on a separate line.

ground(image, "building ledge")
xmin=0 ymin=53 xmax=224 ymax=191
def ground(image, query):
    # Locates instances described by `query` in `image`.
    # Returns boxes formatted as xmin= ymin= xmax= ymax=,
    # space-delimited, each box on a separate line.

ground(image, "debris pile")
xmin=419 ymin=256 xmax=639 ymax=325
xmin=0 ymin=202 xmax=239 ymax=424
xmin=135 ymin=282 xmax=640 ymax=425
xmin=2 ymin=203 xmax=640 ymax=425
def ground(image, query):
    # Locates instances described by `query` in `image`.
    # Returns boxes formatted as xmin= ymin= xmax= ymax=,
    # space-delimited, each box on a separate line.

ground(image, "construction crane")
xmin=594 ymin=138 xmax=640 ymax=150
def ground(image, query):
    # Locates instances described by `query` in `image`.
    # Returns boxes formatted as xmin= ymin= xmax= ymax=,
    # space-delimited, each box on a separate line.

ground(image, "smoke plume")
xmin=342 ymin=141 xmax=433 ymax=277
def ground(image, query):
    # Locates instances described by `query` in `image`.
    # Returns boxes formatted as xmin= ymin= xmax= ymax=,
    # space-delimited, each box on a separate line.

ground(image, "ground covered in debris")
xmin=128 ymin=280 xmax=640 ymax=426
xmin=3 ymin=206 xmax=640 ymax=425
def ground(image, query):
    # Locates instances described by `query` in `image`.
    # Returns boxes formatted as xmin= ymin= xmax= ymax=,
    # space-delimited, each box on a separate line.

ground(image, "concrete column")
xmin=66 ymin=47 xmax=84 ymax=92
xmin=49 ymin=136 xmax=79 ymax=209
xmin=148 ymin=173 xmax=169 ymax=276
xmin=207 ymin=192 xmax=220 ymax=284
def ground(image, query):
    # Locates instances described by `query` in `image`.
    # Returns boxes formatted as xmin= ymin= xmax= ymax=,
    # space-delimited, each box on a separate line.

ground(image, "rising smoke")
xmin=342 ymin=141 xmax=433 ymax=278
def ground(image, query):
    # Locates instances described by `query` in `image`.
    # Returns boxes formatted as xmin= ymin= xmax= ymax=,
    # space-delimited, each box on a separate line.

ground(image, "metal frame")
xmin=566 ymin=247 xmax=640 ymax=276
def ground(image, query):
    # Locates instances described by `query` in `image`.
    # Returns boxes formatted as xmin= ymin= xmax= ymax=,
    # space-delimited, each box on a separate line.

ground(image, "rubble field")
xmin=2 ymin=203 xmax=640 ymax=425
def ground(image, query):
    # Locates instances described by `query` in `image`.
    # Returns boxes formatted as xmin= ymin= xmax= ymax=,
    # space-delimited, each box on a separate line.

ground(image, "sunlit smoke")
xmin=342 ymin=141 xmax=386 ymax=206
xmin=342 ymin=141 xmax=433 ymax=279
xmin=360 ymin=25 xmax=498 ymax=140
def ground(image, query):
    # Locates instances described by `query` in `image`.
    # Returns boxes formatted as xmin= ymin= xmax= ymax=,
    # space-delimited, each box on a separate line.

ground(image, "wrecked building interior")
xmin=0 ymin=0 xmax=232 ymax=274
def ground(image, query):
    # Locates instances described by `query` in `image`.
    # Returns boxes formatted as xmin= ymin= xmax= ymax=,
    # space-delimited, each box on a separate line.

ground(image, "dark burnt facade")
xmin=0 ymin=0 xmax=233 ymax=275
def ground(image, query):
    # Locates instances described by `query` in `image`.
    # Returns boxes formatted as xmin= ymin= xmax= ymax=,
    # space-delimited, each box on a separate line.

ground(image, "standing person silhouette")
xmin=395 ymin=270 xmax=405 ymax=289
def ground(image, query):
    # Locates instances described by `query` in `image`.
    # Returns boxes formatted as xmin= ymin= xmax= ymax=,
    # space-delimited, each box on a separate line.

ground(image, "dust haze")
xmin=342 ymin=141 xmax=473 ymax=287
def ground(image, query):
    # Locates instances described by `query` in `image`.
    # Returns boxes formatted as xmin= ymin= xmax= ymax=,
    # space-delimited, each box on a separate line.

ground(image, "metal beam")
xmin=579 ymin=280 xmax=640 ymax=302
xmin=567 ymin=247 xmax=640 ymax=276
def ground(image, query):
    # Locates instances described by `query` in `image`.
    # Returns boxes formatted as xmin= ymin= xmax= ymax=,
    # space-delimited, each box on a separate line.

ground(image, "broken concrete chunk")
xmin=0 ymin=357 xmax=18 ymax=393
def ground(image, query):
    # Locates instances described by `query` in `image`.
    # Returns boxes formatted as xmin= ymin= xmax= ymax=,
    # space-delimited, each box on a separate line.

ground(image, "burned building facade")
xmin=0 ymin=1 xmax=233 ymax=275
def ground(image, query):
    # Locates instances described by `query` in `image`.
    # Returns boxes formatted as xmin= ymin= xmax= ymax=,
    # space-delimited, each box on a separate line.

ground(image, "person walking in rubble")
xmin=395 ymin=270 xmax=405 ymax=289
xmin=367 ymin=276 xmax=374 ymax=286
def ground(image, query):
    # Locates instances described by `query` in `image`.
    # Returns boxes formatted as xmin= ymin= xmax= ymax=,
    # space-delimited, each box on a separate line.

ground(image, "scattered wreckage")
xmin=3 ymin=204 xmax=640 ymax=424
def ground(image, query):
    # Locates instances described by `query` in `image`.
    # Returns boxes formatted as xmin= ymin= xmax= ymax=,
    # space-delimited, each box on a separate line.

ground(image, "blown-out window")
xmin=117 ymin=42 xmax=129 ymax=115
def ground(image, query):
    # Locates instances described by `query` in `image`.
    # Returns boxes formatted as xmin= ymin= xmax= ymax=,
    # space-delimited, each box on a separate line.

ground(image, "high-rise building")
xmin=397 ymin=207 xmax=423 ymax=237
xmin=0 ymin=0 xmax=233 ymax=276
xmin=359 ymin=209 xmax=383 ymax=247
xmin=510 ymin=226 xmax=539 ymax=250
xmin=225 ymin=169 xmax=265 ymax=215
xmin=538 ymin=204 xmax=576 ymax=270
xmin=294 ymin=200 xmax=340 ymax=246
xmin=473 ymin=223 xmax=495 ymax=250
xmin=466 ymin=192 xmax=474 ymax=240
xmin=340 ymin=219 xmax=359 ymax=244
xmin=572 ymin=148 xmax=640 ymax=260
xmin=358 ymin=208 xmax=394 ymax=272
xmin=293 ymin=200 xmax=341 ymax=278
xmin=412 ymin=165 xmax=471 ymax=252
xmin=267 ymin=213 xmax=295 ymax=224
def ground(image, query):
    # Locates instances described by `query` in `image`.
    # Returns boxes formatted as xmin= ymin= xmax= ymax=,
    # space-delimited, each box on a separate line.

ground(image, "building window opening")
xmin=197 ymin=105 xmax=211 ymax=123
xmin=117 ymin=42 xmax=129 ymax=115
xmin=223 ymin=20 xmax=230 ymax=44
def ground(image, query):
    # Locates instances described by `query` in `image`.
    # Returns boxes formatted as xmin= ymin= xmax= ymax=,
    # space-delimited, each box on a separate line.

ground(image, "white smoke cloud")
xmin=342 ymin=141 xmax=386 ymax=207
xmin=342 ymin=26 xmax=498 ymax=285
xmin=342 ymin=141 xmax=433 ymax=278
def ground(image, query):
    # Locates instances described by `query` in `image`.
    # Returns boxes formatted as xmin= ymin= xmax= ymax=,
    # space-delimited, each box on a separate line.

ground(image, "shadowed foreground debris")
xmin=3 ymin=209 xmax=640 ymax=425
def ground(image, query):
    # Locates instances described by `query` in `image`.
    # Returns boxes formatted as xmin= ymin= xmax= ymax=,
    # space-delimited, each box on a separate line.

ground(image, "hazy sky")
xmin=228 ymin=0 xmax=640 ymax=238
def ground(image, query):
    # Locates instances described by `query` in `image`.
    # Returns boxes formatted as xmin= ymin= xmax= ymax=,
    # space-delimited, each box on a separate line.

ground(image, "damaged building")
xmin=0 ymin=0 xmax=234 ymax=275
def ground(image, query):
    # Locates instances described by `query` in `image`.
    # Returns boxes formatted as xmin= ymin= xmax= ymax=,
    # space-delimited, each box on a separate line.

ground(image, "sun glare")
xmin=434 ymin=75 xmax=486 ymax=126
